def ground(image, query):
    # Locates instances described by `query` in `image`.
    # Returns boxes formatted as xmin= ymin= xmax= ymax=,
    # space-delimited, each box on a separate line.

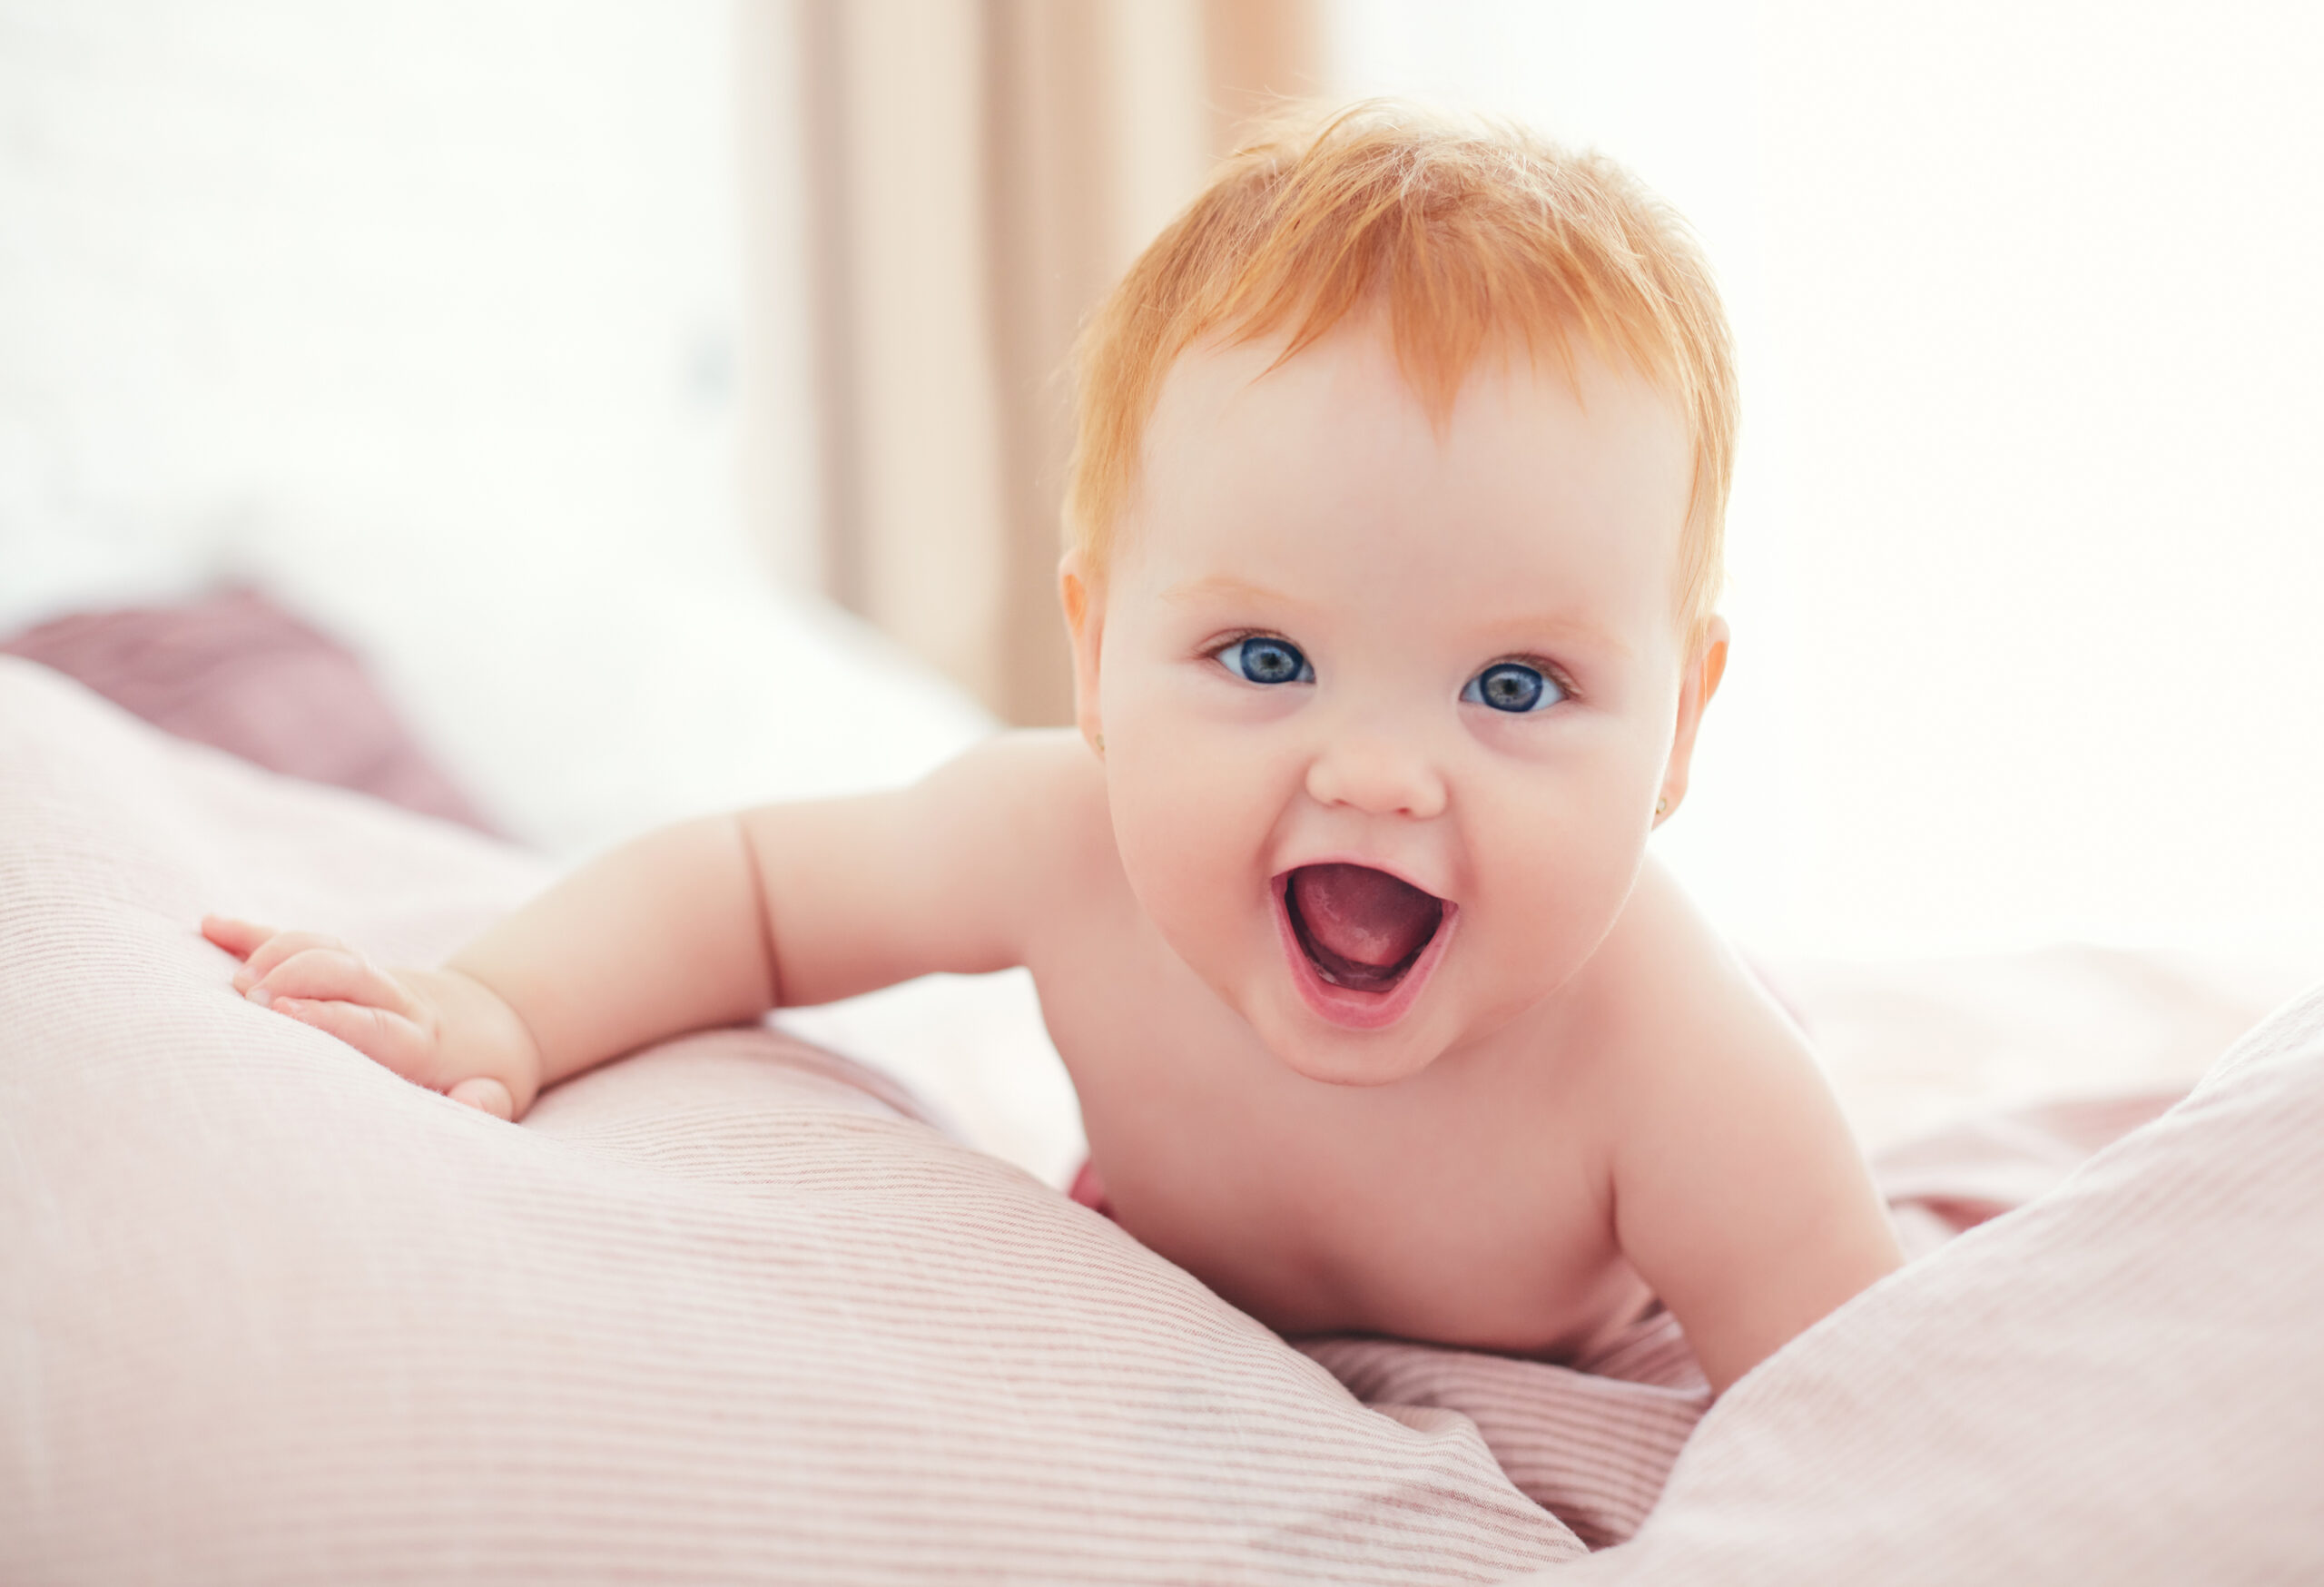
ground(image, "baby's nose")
xmin=1305 ymin=731 xmax=1448 ymax=820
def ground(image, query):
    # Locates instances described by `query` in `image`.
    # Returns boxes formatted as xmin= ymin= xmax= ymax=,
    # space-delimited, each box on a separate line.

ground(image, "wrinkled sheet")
xmin=0 ymin=659 xmax=1583 ymax=1585
xmin=1302 ymin=1089 xmax=2182 ymax=1550
xmin=1514 ymin=986 xmax=2324 ymax=1583
xmin=8 ymin=655 xmax=2319 ymax=1583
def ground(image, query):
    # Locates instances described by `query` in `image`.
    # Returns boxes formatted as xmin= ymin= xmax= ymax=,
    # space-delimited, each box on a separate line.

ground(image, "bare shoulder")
xmin=914 ymin=727 xmax=1125 ymax=921
xmin=741 ymin=727 xmax=1118 ymax=998
xmin=1581 ymin=857 xmax=1812 ymax=1106
xmin=1588 ymin=858 xmax=1904 ymax=1392
xmin=926 ymin=727 xmax=1115 ymax=871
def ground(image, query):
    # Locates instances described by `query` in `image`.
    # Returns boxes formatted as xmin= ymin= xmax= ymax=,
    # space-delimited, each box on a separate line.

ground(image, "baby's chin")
xmin=1138 ymin=881 xmax=1566 ymax=1086
xmin=1156 ymin=914 xmax=1532 ymax=1087
xmin=1230 ymin=984 xmax=1465 ymax=1087
xmin=1267 ymin=1033 xmax=1443 ymax=1088
xmin=1233 ymin=949 xmax=1580 ymax=1088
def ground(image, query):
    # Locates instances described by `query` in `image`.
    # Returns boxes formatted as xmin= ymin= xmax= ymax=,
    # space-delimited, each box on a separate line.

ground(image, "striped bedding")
xmin=6 ymin=656 xmax=2320 ymax=1583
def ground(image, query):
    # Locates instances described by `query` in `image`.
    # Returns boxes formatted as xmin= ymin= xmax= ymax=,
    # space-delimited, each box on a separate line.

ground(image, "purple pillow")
xmin=0 ymin=586 xmax=493 ymax=833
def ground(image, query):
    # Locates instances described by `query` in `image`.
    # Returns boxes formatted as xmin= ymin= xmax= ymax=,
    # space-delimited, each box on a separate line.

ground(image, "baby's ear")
xmin=1057 ymin=551 xmax=1107 ymax=757
xmin=1689 ymin=616 xmax=1730 ymax=714
xmin=1656 ymin=616 xmax=1730 ymax=823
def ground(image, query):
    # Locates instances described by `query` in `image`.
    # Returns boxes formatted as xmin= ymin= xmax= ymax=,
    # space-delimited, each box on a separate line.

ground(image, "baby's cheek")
xmin=1107 ymin=742 xmax=1271 ymax=964
xmin=1476 ymin=790 xmax=1649 ymax=961
xmin=1108 ymin=744 xmax=1232 ymax=896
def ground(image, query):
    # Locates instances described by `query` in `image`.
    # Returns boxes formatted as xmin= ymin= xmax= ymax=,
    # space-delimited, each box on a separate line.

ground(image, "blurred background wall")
xmin=5 ymin=0 xmax=2323 ymax=965
xmin=754 ymin=0 xmax=1321 ymax=726
xmin=1329 ymin=2 xmax=2324 ymax=963
xmin=0 ymin=3 xmax=756 ymax=603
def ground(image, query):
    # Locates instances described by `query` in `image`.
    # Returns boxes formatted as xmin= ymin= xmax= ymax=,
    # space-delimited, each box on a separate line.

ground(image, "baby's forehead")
xmin=1123 ymin=325 xmax=1695 ymax=639
xmin=1146 ymin=319 xmax=1678 ymax=459
xmin=1138 ymin=323 xmax=1689 ymax=518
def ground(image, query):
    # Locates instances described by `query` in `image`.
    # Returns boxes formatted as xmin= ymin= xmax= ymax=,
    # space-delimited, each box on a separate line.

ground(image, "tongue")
xmin=1288 ymin=864 xmax=1442 ymax=978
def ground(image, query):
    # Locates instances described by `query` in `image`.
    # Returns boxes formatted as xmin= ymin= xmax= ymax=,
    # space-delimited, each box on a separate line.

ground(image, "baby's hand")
xmin=202 ymin=915 xmax=543 ymax=1120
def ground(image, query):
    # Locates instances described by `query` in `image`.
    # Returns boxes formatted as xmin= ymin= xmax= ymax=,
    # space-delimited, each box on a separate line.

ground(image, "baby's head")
xmin=1059 ymin=102 xmax=1739 ymax=1084
xmin=1065 ymin=99 xmax=1735 ymax=646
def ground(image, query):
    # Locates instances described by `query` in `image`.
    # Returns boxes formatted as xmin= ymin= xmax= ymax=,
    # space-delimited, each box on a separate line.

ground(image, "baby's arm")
xmin=206 ymin=733 xmax=1070 ymax=1119
xmin=1607 ymin=1010 xmax=1904 ymax=1395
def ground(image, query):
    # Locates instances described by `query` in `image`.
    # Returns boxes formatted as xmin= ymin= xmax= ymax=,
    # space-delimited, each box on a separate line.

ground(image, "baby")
xmin=206 ymin=104 xmax=1901 ymax=1395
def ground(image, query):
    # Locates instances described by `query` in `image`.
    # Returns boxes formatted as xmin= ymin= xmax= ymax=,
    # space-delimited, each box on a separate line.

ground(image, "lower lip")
xmin=1273 ymin=876 xmax=1459 ymax=1031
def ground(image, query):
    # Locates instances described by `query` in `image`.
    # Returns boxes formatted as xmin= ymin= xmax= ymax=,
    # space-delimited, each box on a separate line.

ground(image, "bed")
xmin=5 ymin=589 xmax=2321 ymax=1583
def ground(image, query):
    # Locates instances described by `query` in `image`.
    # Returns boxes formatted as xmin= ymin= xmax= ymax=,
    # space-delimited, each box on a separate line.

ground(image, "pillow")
xmin=0 ymin=572 xmax=1086 ymax=1193
xmin=247 ymin=537 xmax=1000 ymax=861
xmin=0 ymin=659 xmax=1582 ymax=1582
xmin=0 ymin=586 xmax=493 ymax=833
xmin=1506 ymin=976 xmax=2324 ymax=1581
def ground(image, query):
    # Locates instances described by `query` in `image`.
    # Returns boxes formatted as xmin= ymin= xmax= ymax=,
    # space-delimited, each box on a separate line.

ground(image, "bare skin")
xmin=206 ymin=322 xmax=1902 ymax=1395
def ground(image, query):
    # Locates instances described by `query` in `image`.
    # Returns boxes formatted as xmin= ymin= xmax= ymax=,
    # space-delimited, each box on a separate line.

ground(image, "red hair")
xmin=1065 ymin=100 xmax=1738 ymax=635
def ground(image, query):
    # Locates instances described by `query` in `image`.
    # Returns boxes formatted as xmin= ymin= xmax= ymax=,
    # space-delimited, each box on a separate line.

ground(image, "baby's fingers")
xmin=204 ymin=916 xmax=340 ymax=987
xmin=231 ymin=929 xmax=357 ymax=993
xmin=248 ymin=946 xmax=413 ymax=1018
xmin=446 ymin=1076 xmax=516 ymax=1121
xmin=271 ymin=996 xmax=435 ymax=1080
xmin=201 ymin=915 xmax=277 ymax=960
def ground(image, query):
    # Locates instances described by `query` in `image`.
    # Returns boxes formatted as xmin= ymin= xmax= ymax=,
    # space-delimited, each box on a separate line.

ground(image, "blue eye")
xmin=1463 ymin=662 xmax=1563 ymax=714
xmin=1218 ymin=636 xmax=1313 ymax=686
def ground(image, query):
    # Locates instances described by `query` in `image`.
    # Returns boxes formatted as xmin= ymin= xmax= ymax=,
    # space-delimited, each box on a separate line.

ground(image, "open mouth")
xmin=1275 ymin=862 xmax=1456 ymax=1029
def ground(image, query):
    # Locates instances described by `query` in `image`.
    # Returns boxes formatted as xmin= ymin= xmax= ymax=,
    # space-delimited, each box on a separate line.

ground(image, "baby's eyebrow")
xmin=1161 ymin=575 xmax=1308 ymax=608
xmin=1161 ymin=575 xmax=1635 ymax=658
xmin=1496 ymin=614 xmax=1634 ymax=660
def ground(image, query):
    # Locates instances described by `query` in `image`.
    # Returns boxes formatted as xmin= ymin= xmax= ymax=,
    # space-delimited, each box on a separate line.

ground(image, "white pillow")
xmin=241 ymin=530 xmax=999 ymax=862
